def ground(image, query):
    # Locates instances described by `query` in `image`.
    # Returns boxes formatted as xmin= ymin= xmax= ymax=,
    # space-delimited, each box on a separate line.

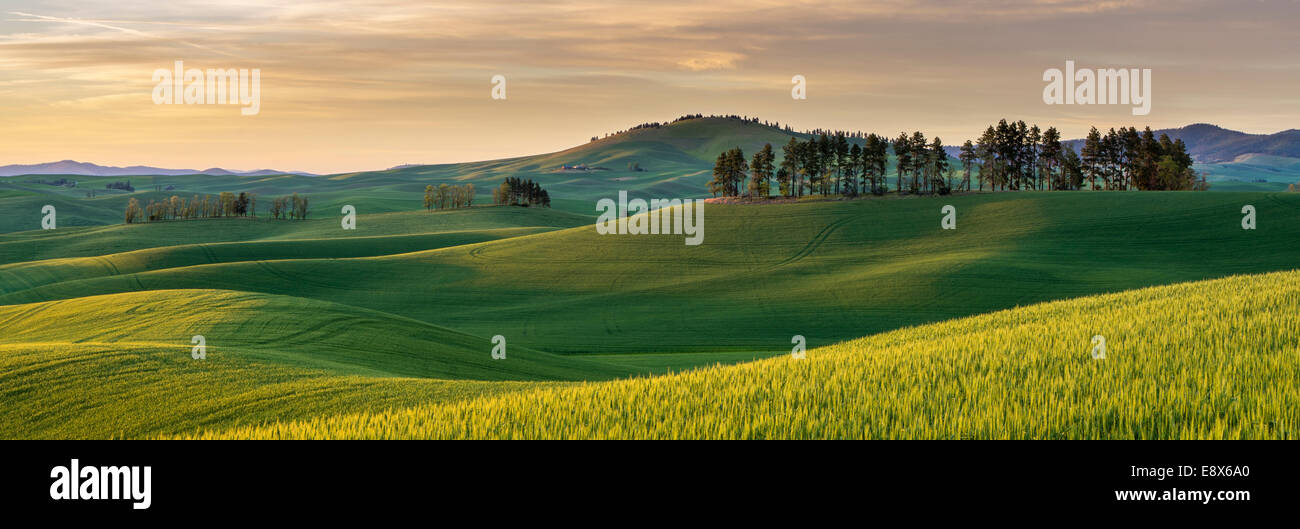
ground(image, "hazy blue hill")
xmin=1063 ymin=123 xmax=1300 ymax=164
xmin=1197 ymin=153 xmax=1300 ymax=187
xmin=1156 ymin=124 xmax=1300 ymax=163
xmin=0 ymin=160 xmax=314 ymax=177
xmin=1049 ymin=123 xmax=1300 ymax=188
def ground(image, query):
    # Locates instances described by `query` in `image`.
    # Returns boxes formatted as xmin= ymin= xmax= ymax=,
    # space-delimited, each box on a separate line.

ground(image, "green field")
xmin=189 ymin=269 xmax=1300 ymax=439
xmin=1 ymin=187 xmax=1297 ymax=438
xmin=5 ymin=192 xmax=1299 ymax=355
xmin=3 ymin=117 xmax=1298 ymax=439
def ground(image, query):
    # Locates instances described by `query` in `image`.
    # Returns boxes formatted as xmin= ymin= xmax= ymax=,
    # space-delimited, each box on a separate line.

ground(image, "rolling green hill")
xmin=5 ymin=192 xmax=1298 ymax=355
xmin=0 ymin=117 xmax=815 ymax=232
xmin=334 ymin=116 xmax=808 ymax=204
xmin=0 ymin=289 xmax=629 ymax=439
xmin=1197 ymin=153 xmax=1300 ymax=191
xmin=5 ymin=117 xmax=1300 ymax=440
xmin=0 ymin=207 xmax=591 ymax=264
xmin=2 ymin=190 xmax=1297 ymax=439
xmin=191 ymin=269 xmax=1300 ymax=439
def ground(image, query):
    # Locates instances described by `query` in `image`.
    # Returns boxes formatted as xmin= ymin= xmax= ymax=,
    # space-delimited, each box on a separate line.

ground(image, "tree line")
xmin=424 ymin=183 xmax=476 ymax=210
xmin=593 ymin=114 xmax=763 ymax=142
xmin=591 ymin=114 xmax=874 ymax=144
xmin=711 ymin=131 xmax=940 ymax=198
xmin=124 ymin=192 xmax=310 ymax=223
xmin=1071 ymin=124 xmax=1204 ymax=191
xmin=709 ymin=119 xmax=1207 ymax=199
xmin=267 ymin=193 xmax=311 ymax=220
xmin=125 ymin=192 xmax=255 ymax=223
xmin=415 ymin=178 xmax=551 ymax=211
xmin=493 ymin=177 xmax=550 ymax=207
xmin=960 ymin=120 xmax=1204 ymax=192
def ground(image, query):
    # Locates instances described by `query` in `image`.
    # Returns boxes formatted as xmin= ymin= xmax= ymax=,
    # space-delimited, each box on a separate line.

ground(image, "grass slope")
xmin=0 ymin=207 xmax=591 ymax=264
xmin=0 ymin=289 xmax=628 ymax=439
xmin=189 ymin=269 xmax=1300 ymax=440
xmin=6 ymin=192 xmax=1298 ymax=356
xmin=349 ymin=117 xmax=806 ymax=204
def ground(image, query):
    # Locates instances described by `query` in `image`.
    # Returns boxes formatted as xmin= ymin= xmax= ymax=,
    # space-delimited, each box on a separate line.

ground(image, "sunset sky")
xmin=2 ymin=0 xmax=1297 ymax=174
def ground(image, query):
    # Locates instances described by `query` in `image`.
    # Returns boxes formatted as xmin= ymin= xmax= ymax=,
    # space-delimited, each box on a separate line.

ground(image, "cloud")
xmin=677 ymin=52 xmax=744 ymax=71
xmin=7 ymin=10 xmax=240 ymax=57
xmin=0 ymin=0 xmax=1296 ymax=173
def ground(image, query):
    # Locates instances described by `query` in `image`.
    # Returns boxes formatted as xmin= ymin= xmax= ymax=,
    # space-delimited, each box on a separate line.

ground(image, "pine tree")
xmin=726 ymin=147 xmax=748 ymax=197
xmin=1038 ymin=127 xmax=1062 ymax=191
xmin=845 ymin=143 xmax=862 ymax=196
xmin=910 ymin=131 xmax=927 ymax=193
xmin=709 ymin=151 xmax=729 ymax=197
xmin=1081 ymin=127 xmax=1103 ymax=190
xmin=893 ymin=132 xmax=911 ymax=194
xmin=929 ymin=137 xmax=948 ymax=194
xmin=976 ymin=126 xmax=995 ymax=191
xmin=958 ymin=140 xmax=976 ymax=192
xmin=780 ymin=137 xmax=800 ymax=197
xmin=749 ymin=143 xmax=775 ymax=198
xmin=1026 ymin=125 xmax=1041 ymax=190
xmin=834 ymin=134 xmax=850 ymax=195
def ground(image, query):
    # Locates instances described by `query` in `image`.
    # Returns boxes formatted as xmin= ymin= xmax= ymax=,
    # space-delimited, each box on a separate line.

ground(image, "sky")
xmin=1 ymin=0 xmax=1297 ymax=174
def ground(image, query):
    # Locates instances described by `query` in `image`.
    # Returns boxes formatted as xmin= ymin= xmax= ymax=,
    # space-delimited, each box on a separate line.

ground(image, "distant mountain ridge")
xmin=0 ymin=160 xmax=317 ymax=177
xmin=1062 ymin=124 xmax=1300 ymax=163
xmin=5 ymin=121 xmax=1297 ymax=181
xmin=1155 ymin=124 xmax=1300 ymax=163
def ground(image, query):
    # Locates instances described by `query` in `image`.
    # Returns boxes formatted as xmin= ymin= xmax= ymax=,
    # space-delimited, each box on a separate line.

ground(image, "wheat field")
xmin=187 ymin=270 xmax=1300 ymax=439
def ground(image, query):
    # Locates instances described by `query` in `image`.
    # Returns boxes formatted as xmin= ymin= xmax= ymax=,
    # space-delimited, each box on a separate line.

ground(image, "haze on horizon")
xmin=1 ymin=0 xmax=1297 ymax=175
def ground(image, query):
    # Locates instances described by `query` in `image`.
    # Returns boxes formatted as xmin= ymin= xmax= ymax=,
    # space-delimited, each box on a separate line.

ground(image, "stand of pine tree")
xmin=709 ymin=119 xmax=1206 ymax=200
